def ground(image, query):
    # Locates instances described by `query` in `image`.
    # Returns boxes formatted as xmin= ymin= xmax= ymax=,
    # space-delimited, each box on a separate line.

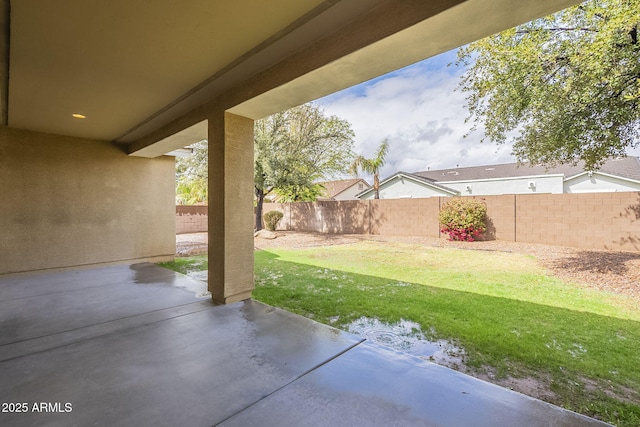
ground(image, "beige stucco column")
xmin=208 ymin=111 xmax=255 ymax=304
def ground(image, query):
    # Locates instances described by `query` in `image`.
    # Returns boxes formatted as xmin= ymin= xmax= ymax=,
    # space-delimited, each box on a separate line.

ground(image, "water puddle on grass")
xmin=182 ymin=270 xmax=465 ymax=366
xmin=346 ymin=317 xmax=465 ymax=366
xmin=187 ymin=270 xmax=208 ymax=282
xmin=181 ymin=270 xmax=211 ymax=298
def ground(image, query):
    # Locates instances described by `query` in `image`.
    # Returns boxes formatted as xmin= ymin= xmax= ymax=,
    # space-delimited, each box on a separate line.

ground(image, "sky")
xmin=316 ymin=47 xmax=640 ymax=183
xmin=315 ymin=48 xmax=516 ymax=181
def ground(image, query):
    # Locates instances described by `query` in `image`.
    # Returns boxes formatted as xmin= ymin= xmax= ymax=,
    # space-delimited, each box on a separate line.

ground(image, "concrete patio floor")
xmin=0 ymin=263 xmax=609 ymax=426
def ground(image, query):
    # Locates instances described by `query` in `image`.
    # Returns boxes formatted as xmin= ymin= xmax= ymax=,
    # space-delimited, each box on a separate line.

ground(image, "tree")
xmin=350 ymin=139 xmax=389 ymax=199
xmin=254 ymin=103 xmax=355 ymax=230
xmin=457 ymin=0 xmax=640 ymax=170
xmin=274 ymin=183 xmax=327 ymax=202
xmin=175 ymin=139 xmax=208 ymax=205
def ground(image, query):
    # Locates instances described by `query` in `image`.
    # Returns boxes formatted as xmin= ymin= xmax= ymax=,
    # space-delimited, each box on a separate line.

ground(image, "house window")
xmin=358 ymin=183 xmax=364 ymax=190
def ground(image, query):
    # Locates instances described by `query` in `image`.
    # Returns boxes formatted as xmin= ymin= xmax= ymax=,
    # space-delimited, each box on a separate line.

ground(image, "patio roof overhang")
xmin=3 ymin=0 xmax=580 ymax=156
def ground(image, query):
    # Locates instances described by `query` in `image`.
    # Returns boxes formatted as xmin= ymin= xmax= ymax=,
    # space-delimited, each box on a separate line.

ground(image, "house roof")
xmin=357 ymin=172 xmax=458 ymax=198
xmin=318 ymin=179 xmax=370 ymax=199
xmin=413 ymin=157 xmax=640 ymax=182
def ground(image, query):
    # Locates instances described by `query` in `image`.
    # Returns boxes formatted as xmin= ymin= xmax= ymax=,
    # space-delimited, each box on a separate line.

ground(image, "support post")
xmin=208 ymin=112 xmax=255 ymax=304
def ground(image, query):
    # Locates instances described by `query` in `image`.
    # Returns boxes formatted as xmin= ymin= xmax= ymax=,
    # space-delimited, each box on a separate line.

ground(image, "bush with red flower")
xmin=438 ymin=198 xmax=487 ymax=242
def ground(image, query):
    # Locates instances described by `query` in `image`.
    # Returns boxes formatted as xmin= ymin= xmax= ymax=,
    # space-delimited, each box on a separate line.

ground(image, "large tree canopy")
xmin=254 ymin=103 xmax=354 ymax=229
xmin=457 ymin=0 xmax=640 ymax=170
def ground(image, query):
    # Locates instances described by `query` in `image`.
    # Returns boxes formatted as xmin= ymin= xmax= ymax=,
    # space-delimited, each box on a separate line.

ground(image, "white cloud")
xmin=317 ymin=50 xmax=518 ymax=182
xmin=318 ymin=48 xmax=640 ymax=184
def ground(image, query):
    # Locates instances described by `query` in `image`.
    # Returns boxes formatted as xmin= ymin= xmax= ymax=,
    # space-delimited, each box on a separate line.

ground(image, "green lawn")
xmin=160 ymin=242 xmax=640 ymax=426
xmin=159 ymin=254 xmax=208 ymax=276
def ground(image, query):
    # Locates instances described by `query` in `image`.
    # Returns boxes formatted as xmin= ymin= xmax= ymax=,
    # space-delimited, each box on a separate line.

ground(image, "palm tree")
xmin=350 ymin=139 xmax=389 ymax=199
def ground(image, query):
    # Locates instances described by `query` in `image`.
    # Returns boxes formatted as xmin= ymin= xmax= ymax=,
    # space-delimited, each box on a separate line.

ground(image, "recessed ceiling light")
xmin=72 ymin=113 xmax=86 ymax=119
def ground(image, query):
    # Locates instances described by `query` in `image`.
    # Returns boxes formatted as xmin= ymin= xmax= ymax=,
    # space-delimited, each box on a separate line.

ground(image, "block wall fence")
xmin=176 ymin=205 xmax=208 ymax=234
xmin=175 ymin=193 xmax=640 ymax=251
xmin=260 ymin=193 xmax=640 ymax=252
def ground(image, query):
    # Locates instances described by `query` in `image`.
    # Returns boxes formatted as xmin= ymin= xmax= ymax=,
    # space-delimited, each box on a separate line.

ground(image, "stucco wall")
xmin=334 ymin=182 xmax=369 ymax=200
xmin=443 ymin=175 xmax=564 ymax=196
xmin=564 ymin=173 xmax=640 ymax=193
xmin=0 ymin=127 xmax=176 ymax=275
xmin=361 ymin=176 xmax=447 ymax=200
xmin=359 ymin=174 xmax=567 ymax=200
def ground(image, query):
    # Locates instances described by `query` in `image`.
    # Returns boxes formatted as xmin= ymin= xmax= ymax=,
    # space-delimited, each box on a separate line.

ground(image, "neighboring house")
xmin=357 ymin=157 xmax=640 ymax=199
xmin=317 ymin=179 xmax=371 ymax=200
xmin=357 ymin=172 xmax=458 ymax=200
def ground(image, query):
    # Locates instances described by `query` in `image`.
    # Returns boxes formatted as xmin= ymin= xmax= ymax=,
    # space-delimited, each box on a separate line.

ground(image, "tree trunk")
xmin=373 ymin=173 xmax=380 ymax=199
xmin=255 ymin=187 xmax=265 ymax=231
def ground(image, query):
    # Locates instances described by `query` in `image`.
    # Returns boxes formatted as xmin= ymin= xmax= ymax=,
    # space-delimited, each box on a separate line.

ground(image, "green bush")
xmin=263 ymin=210 xmax=284 ymax=231
xmin=438 ymin=198 xmax=487 ymax=242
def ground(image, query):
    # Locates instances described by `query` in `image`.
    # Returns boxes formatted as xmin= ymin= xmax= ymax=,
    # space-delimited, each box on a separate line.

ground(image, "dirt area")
xmin=179 ymin=231 xmax=640 ymax=301
xmin=176 ymin=232 xmax=208 ymax=256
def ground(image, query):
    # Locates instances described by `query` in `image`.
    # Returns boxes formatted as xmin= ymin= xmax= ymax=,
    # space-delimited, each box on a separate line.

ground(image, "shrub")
xmin=438 ymin=198 xmax=487 ymax=242
xmin=263 ymin=210 xmax=284 ymax=231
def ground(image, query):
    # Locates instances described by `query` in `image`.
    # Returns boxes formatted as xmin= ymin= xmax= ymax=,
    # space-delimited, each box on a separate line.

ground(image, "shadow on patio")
xmin=0 ymin=264 xmax=608 ymax=426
